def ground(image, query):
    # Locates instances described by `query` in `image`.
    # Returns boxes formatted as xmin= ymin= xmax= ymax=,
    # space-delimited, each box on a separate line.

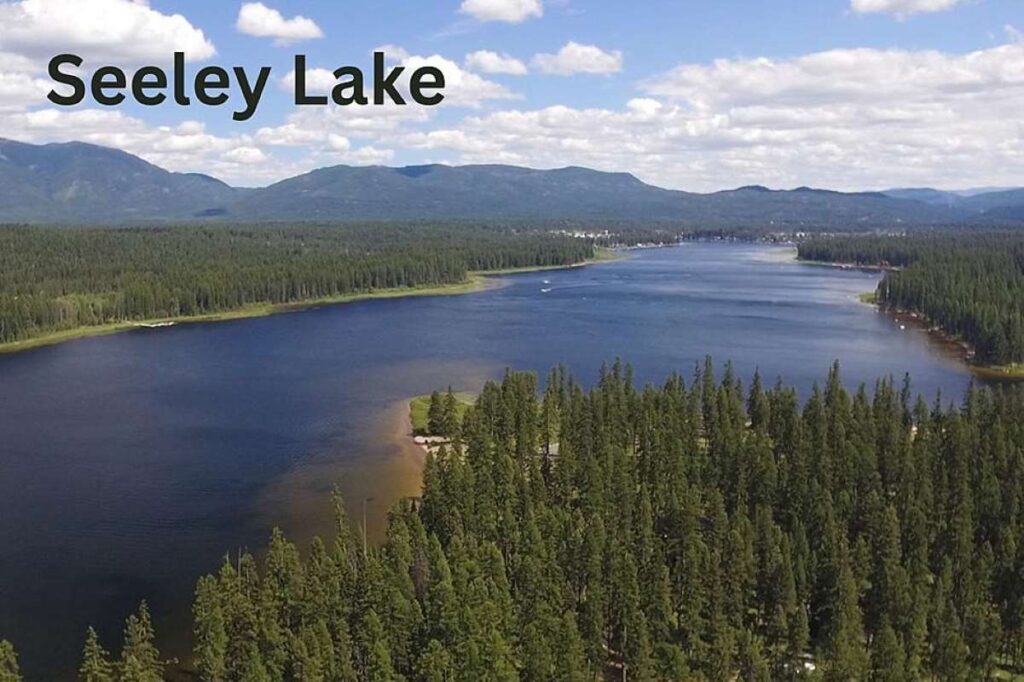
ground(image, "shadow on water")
xmin=257 ymin=359 xmax=499 ymax=548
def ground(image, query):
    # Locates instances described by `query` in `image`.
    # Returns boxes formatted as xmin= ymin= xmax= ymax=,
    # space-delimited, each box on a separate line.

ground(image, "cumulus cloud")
xmin=0 ymin=0 xmax=214 ymax=63
xmin=222 ymin=146 xmax=267 ymax=164
xmin=406 ymin=54 xmax=519 ymax=106
xmin=460 ymin=0 xmax=542 ymax=23
xmin=0 ymin=64 xmax=50 ymax=111
xmin=4 ymin=16 xmax=1022 ymax=194
xmin=276 ymin=51 xmax=517 ymax=108
xmin=850 ymin=0 xmax=968 ymax=16
xmin=236 ymin=2 xmax=322 ymax=45
xmin=335 ymin=145 xmax=394 ymax=165
xmin=373 ymin=44 xmax=411 ymax=61
xmin=279 ymin=67 xmax=338 ymax=93
xmin=640 ymin=43 xmax=1024 ymax=108
xmin=0 ymin=108 xmax=301 ymax=183
xmin=397 ymin=40 xmax=1024 ymax=191
xmin=465 ymin=50 xmax=528 ymax=75
xmin=532 ymin=42 xmax=623 ymax=75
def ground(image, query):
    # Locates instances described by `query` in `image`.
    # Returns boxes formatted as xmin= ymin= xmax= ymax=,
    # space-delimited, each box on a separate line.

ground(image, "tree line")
xmin=0 ymin=224 xmax=594 ymax=345
xmin=798 ymin=232 xmax=1024 ymax=366
xmin=4 ymin=359 xmax=1024 ymax=680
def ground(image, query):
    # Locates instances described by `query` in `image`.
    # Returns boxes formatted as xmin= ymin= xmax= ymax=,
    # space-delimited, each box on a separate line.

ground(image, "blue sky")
xmin=0 ymin=0 xmax=1022 ymax=190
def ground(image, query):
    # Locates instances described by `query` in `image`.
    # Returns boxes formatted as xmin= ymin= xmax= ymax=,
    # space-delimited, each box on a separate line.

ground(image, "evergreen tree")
xmin=193 ymin=574 xmax=228 ymax=681
xmin=869 ymin=618 xmax=907 ymax=682
xmin=79 ymin=628 xmax=114 ymax=682
xmin=168 ymin=361 xmax=1024 ymax=682
xmin=427 ymin=391 xmax=445 ymax=436
xmin=0 ymin=641 xmax=19 ymax=682
xmin=119 ymin=602 xmax=163 ymax=682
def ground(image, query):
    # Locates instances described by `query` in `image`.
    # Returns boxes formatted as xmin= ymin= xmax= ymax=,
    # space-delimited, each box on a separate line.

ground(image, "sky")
xmin=0 ymin=0 xmax=1022 ymax=191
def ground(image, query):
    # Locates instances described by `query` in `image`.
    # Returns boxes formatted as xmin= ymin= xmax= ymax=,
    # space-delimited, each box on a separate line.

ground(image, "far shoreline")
xmin=798 ymin=258 xmax=901 ymax=273
xmin=0 ymin=248 xmax=626 ymax=356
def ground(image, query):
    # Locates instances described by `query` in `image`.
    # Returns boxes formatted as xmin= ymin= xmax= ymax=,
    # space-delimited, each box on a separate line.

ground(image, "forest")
xmin=798 ymin=232 xmax=1024 ymax=366
xmin=0 ymin=223 xmax=594 ymax=346
xmin=3 ymin=360 xmax=1024 ymax=681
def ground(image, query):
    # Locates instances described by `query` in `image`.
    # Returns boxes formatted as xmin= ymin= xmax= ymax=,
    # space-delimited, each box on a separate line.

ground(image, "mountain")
xmin=235 ymin=163 xmax=692 ymax=222
xmin=0 ymin=138 xmax=237 ymax=222
xmin=883 ymin=188 xmax=963 ymax=207
xmin=958 ymin=188 xmax=1024 ymax=220
xmin=237 ymin=167 xmax=960 ymax=226
xmin=884 ymin=186 xmax=1024 ymax=220
xmin=0 ymin=138 xmax=1013 ymax=227
xmin=692 ymin=186 xmax=958 ymax=228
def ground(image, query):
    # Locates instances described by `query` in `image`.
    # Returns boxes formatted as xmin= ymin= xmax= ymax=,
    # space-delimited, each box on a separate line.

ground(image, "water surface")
xmin=0 ymin=243 xmax=972 ymax=678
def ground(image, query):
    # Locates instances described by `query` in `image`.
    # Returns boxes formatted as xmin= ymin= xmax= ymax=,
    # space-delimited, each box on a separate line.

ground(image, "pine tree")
xmin=0 ymin=641 xmax=19 ymax=682
xmin=823 ymin=541 xmax=869 ymax=681
xmin=442 ymin=388 xmax=459 ymax=438
xmin=79 ymin=627 xmax=114 ymax=682
xmin=929 ymin=562 xmax=970 ymax=682
xmin=427 ymin=391 xmax=444 ymax=436
xmin=736 ymin=630 xmax=772 ymax=682
xmin=119 ymin=602 xmax=163 ymax=682
xmin=360 ymin=610 xmax=396 ymax=682
xmin=193 ymin=574 xmax=228 ymax=681
xmin=869 ymin=618 xmax=907 ymax=682
xmin=170 ymin=362 xmax=1024 ymax=682
xmin=416 ymin=640 xmax=452 ymax=682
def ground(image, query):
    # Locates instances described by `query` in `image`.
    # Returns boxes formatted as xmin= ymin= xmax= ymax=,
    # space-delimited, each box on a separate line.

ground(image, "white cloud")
xmin=326 ymin=134 xmax=350 ymax=152
xmin=236 ymin=2 xmax=322 ymax=45
xmin=373 ymin=44 xmax=411 ymax=61
xmin=335 ymin=145 xmax=394 ymax=165
xmin=0 ymin=0 xmax=215 ymax=62
xmin=406 ymin=54 xmax=518 ymax=106
xmin=253 ymin=124 xmax=318 ymax=147
xmin=0 ymin=109 xmax=316 ymax=184
xmin=460 ymin=0 xmax=542 ymax=23
xmin=396 ymin=40 xmax=1024 ymax=191
xmin=276 ymin=52 xmax=517 ymax=109
xmin=5 ymin=24 xmax=1023 ymax=193
xmin=222 ymin=146 xmax=267 ymax=164
xmin=0 ymin=69 xmax=50 ymax=111
xmin=640 ymin=43 xmax=1024 ymax=108
xmin=465 ymin=50 xmax=528 ymax=75
xmin=850 ymin=0 xmax=968 ymax=15
xmin=279 ymin=67 xmax=338 ymax=93
xmin=532 ymin=42 xmax=623 ymax=75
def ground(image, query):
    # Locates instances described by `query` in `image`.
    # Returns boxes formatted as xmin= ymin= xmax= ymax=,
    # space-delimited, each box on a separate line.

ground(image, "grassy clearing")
xmin=972 ymin=363 xmax=1024 ymax=380
xmin=858 ymin=291 xmax=880 ymax=304
xmin=409 ymin=392 xmax=476 ymax=435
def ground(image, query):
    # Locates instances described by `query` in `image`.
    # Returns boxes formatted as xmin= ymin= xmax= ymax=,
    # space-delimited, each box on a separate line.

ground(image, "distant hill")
xmin=0 ymin=138 xmax=237 ymax=222
xmin=883 ymin=188 xmax=963 ymax=207
xmin=236 ymin=163 xmax=693 ymax=222
xmin=0 ymin=138 xmax=1019 ymax=227
xmin=884 ymin=186 xmax=1024 ymax=220
xmin=959 ymin=188 xmax=1024 ymax=219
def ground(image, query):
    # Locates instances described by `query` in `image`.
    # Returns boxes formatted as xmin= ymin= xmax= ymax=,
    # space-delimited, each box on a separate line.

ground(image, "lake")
xmin=0 ymin=243 xmax=974 ymax=679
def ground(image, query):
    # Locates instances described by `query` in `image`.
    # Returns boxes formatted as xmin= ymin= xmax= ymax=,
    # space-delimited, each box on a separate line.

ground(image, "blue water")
xmin=0 ymin=243 xmax=972 ymax=678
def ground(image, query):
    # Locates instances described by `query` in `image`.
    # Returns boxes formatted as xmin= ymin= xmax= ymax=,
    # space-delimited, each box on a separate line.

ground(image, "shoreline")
xmin=826 ymin=263 xmax=1024 ymax=381
xmin=0 ymin=249 xmax=625 ymax=356
xmin=799 ymin=256 xmax=1024 ymax=380
xmin=798 ymin=257 xmax=901 ymax=273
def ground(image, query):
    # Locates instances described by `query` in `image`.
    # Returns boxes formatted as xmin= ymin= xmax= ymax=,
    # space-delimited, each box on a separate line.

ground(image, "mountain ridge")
xmin=1 ymin=138 xmax=1022 ymax=227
